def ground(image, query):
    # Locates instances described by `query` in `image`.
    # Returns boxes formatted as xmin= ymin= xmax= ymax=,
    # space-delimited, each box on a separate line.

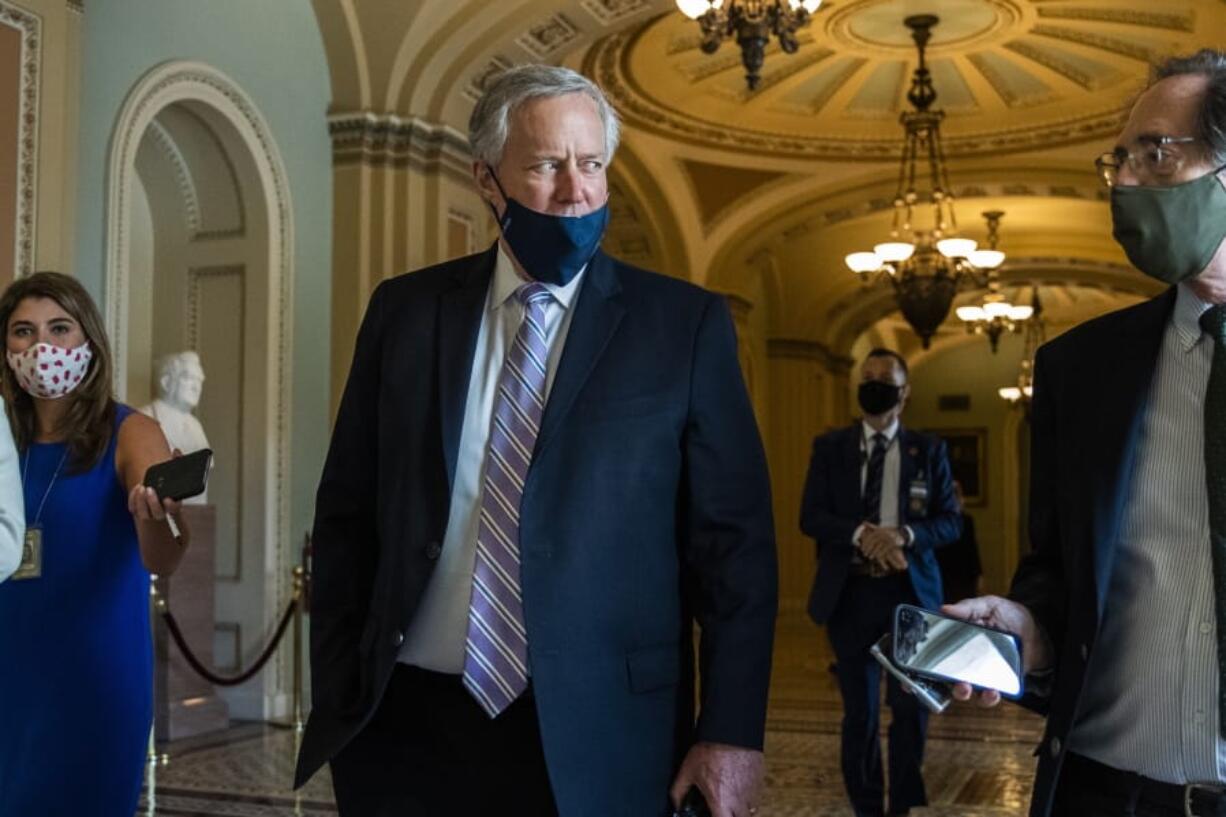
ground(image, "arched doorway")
xmin=106 ymin=62 xmax=294 ymax=720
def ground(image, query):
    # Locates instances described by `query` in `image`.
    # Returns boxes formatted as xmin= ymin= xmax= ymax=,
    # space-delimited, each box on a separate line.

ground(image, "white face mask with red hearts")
xmin=6 ymin=342 xmax=93 ymax=400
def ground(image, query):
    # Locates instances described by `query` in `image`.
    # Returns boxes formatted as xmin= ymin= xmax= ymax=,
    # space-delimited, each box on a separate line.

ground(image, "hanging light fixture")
xmin=999 ymin=288 xmax=1045 ymax=409
xmin=676 ymin=0 xmax=823 ymax=90
xmin=954 ymin=212 xmax=1032 ymax=353
xmin=844 ymin=14 xmax=996 ymax=349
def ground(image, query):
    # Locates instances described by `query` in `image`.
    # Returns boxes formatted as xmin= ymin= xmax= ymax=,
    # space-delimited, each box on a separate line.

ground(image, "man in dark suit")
xmin=294 ymin=64 xmax=778 ymax=817
xmin=947 ymin=50 xmax=1226 ymax=817
xmin=800 ymin=348 xmax=960 ymax=817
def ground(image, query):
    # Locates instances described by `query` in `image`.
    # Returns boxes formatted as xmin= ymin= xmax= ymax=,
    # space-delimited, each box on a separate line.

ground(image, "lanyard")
xmin=22 ymin=447 xmax=70 ymax=528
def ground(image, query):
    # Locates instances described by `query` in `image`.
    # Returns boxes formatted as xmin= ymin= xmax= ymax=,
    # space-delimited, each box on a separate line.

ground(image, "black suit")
xmin=800 ymin=423 xmax=961 ymax=816
xmin=1009 ymin=289 xmax=1178 ymax=817
xmin=295 ymin=246 xmax=778 ymax=817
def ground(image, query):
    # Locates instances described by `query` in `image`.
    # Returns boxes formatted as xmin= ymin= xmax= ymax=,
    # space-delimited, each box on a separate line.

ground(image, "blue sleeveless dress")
xmin=0 ymin=405 xmax=151 ymax=816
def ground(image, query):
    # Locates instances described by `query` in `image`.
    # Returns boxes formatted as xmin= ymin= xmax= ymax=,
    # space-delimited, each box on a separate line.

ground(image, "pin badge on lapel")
xmin=908 ymin=477 xmax=928 ymax=514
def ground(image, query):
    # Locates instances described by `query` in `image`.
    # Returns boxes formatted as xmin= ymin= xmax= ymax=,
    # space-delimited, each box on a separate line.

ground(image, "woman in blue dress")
xmin=0 ymin=272 xmax=190 ymax=817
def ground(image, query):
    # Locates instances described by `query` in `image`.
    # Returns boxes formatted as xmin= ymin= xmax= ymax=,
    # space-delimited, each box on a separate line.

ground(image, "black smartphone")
xmin=892 ymin=603 xmax=1024 ymax=698
xmin=143 ymin=448 xmax=213 ymax=502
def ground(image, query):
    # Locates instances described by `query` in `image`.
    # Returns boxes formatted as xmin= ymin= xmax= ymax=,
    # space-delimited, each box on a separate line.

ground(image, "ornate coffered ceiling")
xmin=586 ymin=0 xmax=1226 ymax=159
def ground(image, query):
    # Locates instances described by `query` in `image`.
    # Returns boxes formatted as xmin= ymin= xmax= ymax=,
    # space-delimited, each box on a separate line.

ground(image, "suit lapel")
xmin=438 ymin=246 xmax=497 ymax=491
xmin=846 ymin=424 xmax=863 ymax=509
xmin=897 ymin=428 xmax=917 ymax=522
xmin=1089 ymin=289 xmax=1175 ymax=613
xmin=532 ymin=251 xmax=625 ymax=461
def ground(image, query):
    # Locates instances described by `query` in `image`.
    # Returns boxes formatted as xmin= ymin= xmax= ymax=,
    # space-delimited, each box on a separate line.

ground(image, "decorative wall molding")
xmin=1030 ymin=24 xmax=1156 ymax=63
xmin=464 ymin=56 xmax=513 ymax=104
xmin=515 ymin=12 xmax=580 ymax=59
xmin=1004 ymin=40 xmax=1121 ymax=92
xmin=767 ymin=338 xmax=854 ymax=373
xmin=1035 ymin=6 xmax=1194 ymax=32
xmin=580 ymin=0 xmax=651 ymax=26
xmin=1 ymin=1 xmax=39 ymax=278
xmin=187 ymin=264 xmax=246 ymax=583
xmin=66 ymin=0 xmax=83 ymax=13
xmin=328 ymin=111 xmax=471 ymax=180
xmin=143 ymin=118 xmax=203 ymax=235
xmin=105 ymin=61 xmax=295 ymax=710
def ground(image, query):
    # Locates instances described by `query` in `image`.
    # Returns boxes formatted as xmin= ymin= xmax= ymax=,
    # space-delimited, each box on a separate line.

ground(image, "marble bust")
xmin=139 ymin=351 xmax=211 ymax=504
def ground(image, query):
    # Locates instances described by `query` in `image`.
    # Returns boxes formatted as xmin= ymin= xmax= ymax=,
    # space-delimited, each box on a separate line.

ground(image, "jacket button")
xmin=424 ymin=541 xmax=442 ymax=560
xmin=1050 ymin=737 xmax=1062 ymax=758
xmin=393 ymin=631 xmax=404 ymax=646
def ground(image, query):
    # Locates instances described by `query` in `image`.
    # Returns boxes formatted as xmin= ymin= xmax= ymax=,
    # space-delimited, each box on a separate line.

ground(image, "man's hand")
xmin=879 ymin=546 xmax=908 ymax=573
xmin=859 ymin=525 xmax=905 ymax=563
xmin=941 ymin=595 xmax=1053 ymax=706
xmin=669 ymin=742 xmax=764 ymax=817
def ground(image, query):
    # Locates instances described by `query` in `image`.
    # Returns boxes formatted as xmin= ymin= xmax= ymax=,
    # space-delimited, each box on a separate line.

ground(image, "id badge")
xmin=12 ymin=526 xmax=42 ymax=580
xmin=908 ymin=479 xmax=929 ymax=515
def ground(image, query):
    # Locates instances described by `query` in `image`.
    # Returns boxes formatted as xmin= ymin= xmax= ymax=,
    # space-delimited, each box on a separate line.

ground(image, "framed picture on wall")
xmin=928 ymin=428 xmax=988 ymax=507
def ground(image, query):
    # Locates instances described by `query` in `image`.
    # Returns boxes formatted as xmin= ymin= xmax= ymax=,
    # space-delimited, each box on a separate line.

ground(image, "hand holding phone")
xmin=892 ymin=603 xmax=1024 ymax=697
xmin=143 ymin=448 xmax=213 ymax=502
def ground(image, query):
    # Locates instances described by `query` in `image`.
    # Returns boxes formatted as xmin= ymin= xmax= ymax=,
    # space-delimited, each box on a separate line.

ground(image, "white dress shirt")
xmin=860 ymin=419 xmax=901 ymax=528
xmin=0 ymin=401 xmax=25 ymax=581
xmin=1069 ymin=283 xmax=1226 ymax=783
xmin=398 ymin=245 xmax=585 ymax=672
xmin=853 ymin=419 xmax=914 ymax=547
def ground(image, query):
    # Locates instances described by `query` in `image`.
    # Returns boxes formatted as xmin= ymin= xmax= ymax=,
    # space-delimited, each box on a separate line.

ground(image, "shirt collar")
xmin=1173 ymin=282 xmax=1213 ymax=352
xmin=862 ymin=418 xmax=900 ymax=444
xmin=490 ymin=243 xmax=585 ymax=313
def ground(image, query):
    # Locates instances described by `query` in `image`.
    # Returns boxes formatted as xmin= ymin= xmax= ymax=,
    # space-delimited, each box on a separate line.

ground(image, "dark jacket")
xmin=800 ymin=423 xmax=962 ymax=623
xmin=1010 ymin=288 xmax=1176 ymax=817
xmin=294 ymin=246 xmax=778 ymax=817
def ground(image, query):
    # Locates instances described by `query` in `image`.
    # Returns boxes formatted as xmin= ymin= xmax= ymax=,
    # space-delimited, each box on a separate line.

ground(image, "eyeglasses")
xmin=1094 ymin=135 xmax=1198 ymax=188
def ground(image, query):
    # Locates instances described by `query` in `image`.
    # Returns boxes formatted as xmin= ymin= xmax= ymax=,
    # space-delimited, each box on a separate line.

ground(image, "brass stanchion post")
xmin=292 ymin=564 xmax=305 ymax=736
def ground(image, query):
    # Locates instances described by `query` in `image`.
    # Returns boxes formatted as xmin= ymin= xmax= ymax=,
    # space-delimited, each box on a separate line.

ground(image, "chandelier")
xmin=844 ymin=14 xmax=999 ymax=349
xmin=676 ymin=0 xmax=823 ymax=90
xmin=954 ymin=212 xmax=1033 ymax=353
xmin=999 ymin=289 xmax=1045 ymax=408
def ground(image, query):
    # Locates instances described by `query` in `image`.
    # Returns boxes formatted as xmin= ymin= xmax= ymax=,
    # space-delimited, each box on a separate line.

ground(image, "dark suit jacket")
xmin=294 ymin=245 xmax=778 ymax=816
xmin=800 ymin=423 xmax=961 ymax=624
xmin=1009 ymin=288 xmax=1176 ymax=817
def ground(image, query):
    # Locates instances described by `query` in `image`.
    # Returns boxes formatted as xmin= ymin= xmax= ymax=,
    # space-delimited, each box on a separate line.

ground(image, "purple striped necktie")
xmin=463 ymin=282 xmax=553 ymax=717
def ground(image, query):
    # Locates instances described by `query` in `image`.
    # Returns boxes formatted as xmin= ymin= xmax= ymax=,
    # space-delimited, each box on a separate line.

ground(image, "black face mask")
xmin=858 ymin=380 xmax=902 ymax=416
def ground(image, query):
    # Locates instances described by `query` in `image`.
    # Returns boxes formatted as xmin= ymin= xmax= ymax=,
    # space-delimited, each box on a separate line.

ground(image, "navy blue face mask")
xmin=486 ymin=170 xmax=610 ymax=286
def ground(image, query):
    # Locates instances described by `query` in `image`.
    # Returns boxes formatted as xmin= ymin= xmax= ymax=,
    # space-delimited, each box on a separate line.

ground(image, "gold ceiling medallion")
xmin=845 ymin=14 xmax=1002 ymax=349
xmin=675 ymin=0 xmax=823 ymax=90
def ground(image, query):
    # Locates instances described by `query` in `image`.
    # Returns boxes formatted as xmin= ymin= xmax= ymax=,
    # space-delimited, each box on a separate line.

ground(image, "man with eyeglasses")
xmin=944 ymin=50 xmax=1226 ymax=817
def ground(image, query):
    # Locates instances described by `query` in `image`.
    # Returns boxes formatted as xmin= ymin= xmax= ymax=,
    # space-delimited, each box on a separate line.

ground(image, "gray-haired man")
xmin=295 ymin=64 xmax=778 ymax=817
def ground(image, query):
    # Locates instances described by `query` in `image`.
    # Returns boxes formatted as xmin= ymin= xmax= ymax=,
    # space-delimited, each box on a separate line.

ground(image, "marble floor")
xmin=137 ymin=615 xmax=1044 ymax=816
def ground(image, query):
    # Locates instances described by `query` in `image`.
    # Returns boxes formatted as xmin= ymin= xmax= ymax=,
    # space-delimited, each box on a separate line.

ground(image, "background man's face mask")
xmin=858 ymin=380 xmax=902 ymax=416
xmin=1111 ymin=166 xmax=1226 ymax=285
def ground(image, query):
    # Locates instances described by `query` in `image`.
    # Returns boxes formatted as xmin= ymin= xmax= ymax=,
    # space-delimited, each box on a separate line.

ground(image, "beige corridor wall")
xmin=905 ymin=336 xmax=1033 ymax=596
xmin=328 ymin=115 xmax=493 ymax=411
xmin=766 ymin=341 xmax=852 ymax=617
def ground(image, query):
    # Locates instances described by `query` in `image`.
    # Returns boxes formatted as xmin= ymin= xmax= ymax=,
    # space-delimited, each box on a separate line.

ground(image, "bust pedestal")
xmin=153 ymin=504 xmax=230 ymax=740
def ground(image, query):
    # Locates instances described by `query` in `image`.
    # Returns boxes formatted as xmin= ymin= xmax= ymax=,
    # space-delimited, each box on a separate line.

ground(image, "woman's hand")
xmin=127 ymin=483 xmax=182 ymax=523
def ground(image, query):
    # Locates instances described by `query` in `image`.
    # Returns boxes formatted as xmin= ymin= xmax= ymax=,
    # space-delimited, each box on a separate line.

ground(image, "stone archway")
xmin=105 ymin=60 xmax=295 ymax=720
